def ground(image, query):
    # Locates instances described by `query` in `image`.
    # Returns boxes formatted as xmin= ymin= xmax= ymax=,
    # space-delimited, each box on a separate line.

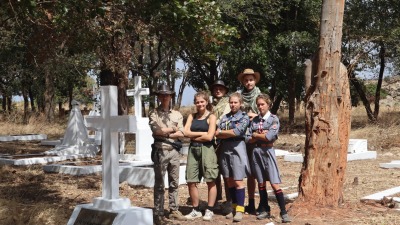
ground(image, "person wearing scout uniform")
xmin=184 ymin=91 xmax=218 ymax=221
xmin=148 ymin=84 xmax=187 ymax=224
xmin=246 ymin=93 xmax=291 ymax=223
xmin=216 ymin=92 xmax=251 ymax=222
xmin=237 ymin=68 xmax=262 ymax=214
xmin=211 ymin=80 xmax=232 ymax=209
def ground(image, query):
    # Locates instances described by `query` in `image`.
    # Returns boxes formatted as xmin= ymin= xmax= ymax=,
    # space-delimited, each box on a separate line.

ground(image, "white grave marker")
xmin=348 ymin=139 xmax=368 ymax=153
xmin=68 ymin=86 xmax=152 ymax=225
xmin=125 ymin=76 xmax=153 ymax=161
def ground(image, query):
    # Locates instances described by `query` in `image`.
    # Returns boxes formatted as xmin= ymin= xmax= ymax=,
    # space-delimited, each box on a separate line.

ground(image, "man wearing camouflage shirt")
xmin=211 ymin=80 xmax=231 ymax=206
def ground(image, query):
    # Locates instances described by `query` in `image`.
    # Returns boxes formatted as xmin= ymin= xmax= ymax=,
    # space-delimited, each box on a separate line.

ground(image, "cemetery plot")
xmin=361 ymin=186 xmax=400 ymax=210
xmin=380 ymin=160 xmax=400 ymax=169
xmin=0 ymin=134 xmax=47 ymax=142
xmin=284 ymin=139 xmax=377 ymax=163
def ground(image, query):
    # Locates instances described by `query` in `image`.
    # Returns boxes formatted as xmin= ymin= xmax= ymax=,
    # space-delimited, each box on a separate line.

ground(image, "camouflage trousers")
xmin=153 ymin=148 xmax=181 ymax=216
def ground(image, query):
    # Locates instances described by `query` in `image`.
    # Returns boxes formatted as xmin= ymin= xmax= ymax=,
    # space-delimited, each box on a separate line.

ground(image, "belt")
xmin=224 ymin=137 xmax=244 ymax=142
xmin=154 ymin=141 xmax=174 ymax=151
xmin=255 ymin=143 xmax=273 ymax=147
xmin=190 ymin=142 xmax=213 ymax=147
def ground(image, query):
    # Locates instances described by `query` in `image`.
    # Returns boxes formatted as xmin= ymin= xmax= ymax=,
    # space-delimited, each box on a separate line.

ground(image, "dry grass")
xmin=0 ymin=106 xmax=400 ymax=224
xmin=0 ymin=113 xmax=67 ymax=139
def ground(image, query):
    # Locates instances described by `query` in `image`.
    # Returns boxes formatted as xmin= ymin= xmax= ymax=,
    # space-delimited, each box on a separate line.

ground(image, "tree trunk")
xmin=29 ymin=88 xmax=36 ymax=112
xmin=374 ymin=42 xmax=385 ymax=120
xmin=288 ymin=71 xmax=296 ymax=127
xmin=6 ymin=96 xmax=12 ymax=112
xmin=270 ymin=94 xmax=282 ymax=115
xmin=117 ymin=71 xmax=129 ymax=116
xmin=349 ymin=74 xmax=376 ymax=122
xmin=23 ymin=89 xmax=29 ymax=124
xmin=296 ymin=0 xmax=350 ymax=208
xmin=44 ymin=69 xmax=55 ymax=122
xmin=176 ymin=69 xmax=190 ymax=110
xmin=1 ymin=94 xmax=5 ymax=112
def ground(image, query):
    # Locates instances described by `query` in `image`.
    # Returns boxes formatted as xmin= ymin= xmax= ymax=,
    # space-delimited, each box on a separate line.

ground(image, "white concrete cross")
xmin=127 ymin=76 xmax=149 ymax=118
xmin=125 ymin=76 xmax=153 ymax=161
xmin=85 ymin=86 xmax=136 ymax=210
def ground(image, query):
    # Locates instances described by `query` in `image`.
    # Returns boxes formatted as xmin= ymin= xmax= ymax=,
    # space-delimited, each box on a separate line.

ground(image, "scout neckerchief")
xmin=259 ymin=111 xmax=271 ymax=132
xmin=242 ymin=86 xmax=261 ymax=113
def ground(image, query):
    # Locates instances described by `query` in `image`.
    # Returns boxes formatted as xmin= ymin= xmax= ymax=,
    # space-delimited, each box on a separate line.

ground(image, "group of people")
xmin=148 ymin=68 xmax=292 ymax=224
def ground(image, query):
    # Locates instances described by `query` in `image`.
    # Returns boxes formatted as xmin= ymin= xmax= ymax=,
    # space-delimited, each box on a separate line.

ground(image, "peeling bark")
xmin=296 ymin=0 xmax=350 ymax=207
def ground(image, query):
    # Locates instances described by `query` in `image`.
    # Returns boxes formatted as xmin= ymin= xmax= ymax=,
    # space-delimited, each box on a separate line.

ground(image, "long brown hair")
xmin=193 ymin=91 xmax=213 ymax=111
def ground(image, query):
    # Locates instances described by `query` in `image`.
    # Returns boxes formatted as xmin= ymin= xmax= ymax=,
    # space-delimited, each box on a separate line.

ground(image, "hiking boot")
xmin=184 ymin=209 xmax=202 ymax=220
xmin=202 ymin=209 xmax=214 ymax=221
xmin=256 ymin=211 xmax=271 ymax=220
xmin=233 ymin=211 xmax=243 ymax=222
xmin=281 ymin=213 xmax=292 ymax=223
xmin=225 ymin=212 xmax=234 ymax=219
xmin=168 ymin=210 xmax=187 ymax=221
xmin=244 ymin=205 xmax=256 ymax=214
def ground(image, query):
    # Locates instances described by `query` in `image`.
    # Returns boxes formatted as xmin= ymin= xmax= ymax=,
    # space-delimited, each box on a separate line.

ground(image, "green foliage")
xmin=365 ymin=83 xmax=388 ymax=99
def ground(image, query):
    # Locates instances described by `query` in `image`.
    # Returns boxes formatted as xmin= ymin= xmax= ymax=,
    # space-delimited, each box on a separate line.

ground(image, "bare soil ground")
xmin=0 ymin=108 xmax=400 ymax=225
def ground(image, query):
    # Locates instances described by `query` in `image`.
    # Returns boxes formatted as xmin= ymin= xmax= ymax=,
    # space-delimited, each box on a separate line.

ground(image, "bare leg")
xmin=188 ymin=182 xmax=199 ymax=207
xmin=207 ymin=182 xmax=217 ymax=207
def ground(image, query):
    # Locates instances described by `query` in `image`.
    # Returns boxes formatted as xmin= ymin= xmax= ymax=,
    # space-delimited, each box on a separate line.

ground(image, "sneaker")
xmin=256 ymin=211 xmax=271 ymax=220
xmin=233 ymin=211 xmax=243 ymax=222
xmin=281 ymin=213 xmax=292 ymax=223
xmin=225 ymin=212 xmax=234 ymax=219
xmin=169 ymin=210 xmax=187 ymax=221
xmin=184 ymin=209 xmax=202 ymax=220
xmin=203 ymin=209 xmax=214 ymax=221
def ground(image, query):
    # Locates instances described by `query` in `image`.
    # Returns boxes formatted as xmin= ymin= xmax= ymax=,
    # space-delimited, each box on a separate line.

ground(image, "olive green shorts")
xmin=185 ymin=144 xmax=219 ymax=183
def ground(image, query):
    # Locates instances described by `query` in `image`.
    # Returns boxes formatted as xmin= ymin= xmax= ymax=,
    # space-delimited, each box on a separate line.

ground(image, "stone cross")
xmin=125 ymin=76 xmax=153 ymax=161
xmin=85 ymin=86 xmax=136 ymax=210
xmin=126 ymin=76 xmax=149 ymax=118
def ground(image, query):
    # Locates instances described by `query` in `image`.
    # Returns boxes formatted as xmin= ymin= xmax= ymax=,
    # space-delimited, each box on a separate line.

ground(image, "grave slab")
xmin=274 ymin=149 xmax=292 ymax=157
xmin=284 ymin=151 xmax=377 ymax=163
xmin=67 ymin=203 xmax=153 ymax=225
xmin=361 ymin=186 xmax=400 ymax=204
xmin=283 ymin=154 xmax=304 ymax=163
xmin=120 ymin=162 xmax=187 ymax=188
xmin=41 ymin=139 xmax=62 ymax=146
xmin=43 ymin=160 xmax=185 ymax=188
xmin=348 ymin=139 xmax=368 ymax=153
xmin=0 ymin=134 xmax=47 ymax=142
xmin=379 ymin=160 xmax=400 ymax=169
xmin=0 ymin=154 xmax=94 ymax=166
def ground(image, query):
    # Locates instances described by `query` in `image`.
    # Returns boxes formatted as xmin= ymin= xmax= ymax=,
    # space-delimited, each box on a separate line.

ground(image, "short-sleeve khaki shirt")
xmin=149 ymin=107 xmax=184 ymax=149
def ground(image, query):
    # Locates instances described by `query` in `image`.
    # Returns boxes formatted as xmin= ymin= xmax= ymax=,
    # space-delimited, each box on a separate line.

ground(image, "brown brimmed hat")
xmin=154 ymin=84 xmax=175 ymax=95
xmin=237 ymin=68 xmax=260 ymax=84
xmin=211 ymin=80 xmax=229 ymax=92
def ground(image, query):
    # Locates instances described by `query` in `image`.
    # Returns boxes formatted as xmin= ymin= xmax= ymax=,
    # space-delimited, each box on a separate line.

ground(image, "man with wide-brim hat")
xmin=237 ymin=68 xmax=260 ymax=85
xmin=237 ymin=68 xmax=262 ymax=215
xmin=149 ymin=83 xmax=187 ymax=224
xmin=210 ymin=79 xmax=232 ymax=210
xmin=211 ymin=80 xmax=230 ymax=123
xmin=154 ymin=84 xmax=176 ymax=95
